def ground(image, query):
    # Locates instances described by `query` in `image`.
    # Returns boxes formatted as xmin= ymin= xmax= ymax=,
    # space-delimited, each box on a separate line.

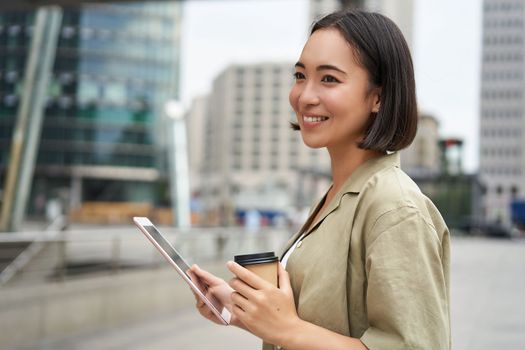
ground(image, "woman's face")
xmin=289 ymin=28 xmax=380 ymax=151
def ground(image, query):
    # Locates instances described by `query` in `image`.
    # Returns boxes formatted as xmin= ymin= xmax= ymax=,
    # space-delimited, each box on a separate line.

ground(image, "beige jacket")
xmin=263 ymin=152 xmax=451 ymax=350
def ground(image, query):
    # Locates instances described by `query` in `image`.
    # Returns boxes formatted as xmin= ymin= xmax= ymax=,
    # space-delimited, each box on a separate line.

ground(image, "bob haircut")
xmin=290 ymin=10 xmax=418 ymax=152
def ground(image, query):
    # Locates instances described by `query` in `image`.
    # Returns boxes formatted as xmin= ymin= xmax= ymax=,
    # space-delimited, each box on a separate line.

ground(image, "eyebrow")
xmin=295 ymin=61 xmax=347 ymax=75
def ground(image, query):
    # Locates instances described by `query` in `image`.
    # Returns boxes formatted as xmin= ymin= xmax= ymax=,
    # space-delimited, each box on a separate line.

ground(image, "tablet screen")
xmin=144 ymin=225 xmax=192 ymax=274
xmin=142 ymin=224 xmax=211 ymax=298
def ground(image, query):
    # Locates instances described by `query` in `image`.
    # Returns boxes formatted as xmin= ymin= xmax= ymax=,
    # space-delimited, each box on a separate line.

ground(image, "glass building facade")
xmin=0 ymin=2 xmax=181 ymax=216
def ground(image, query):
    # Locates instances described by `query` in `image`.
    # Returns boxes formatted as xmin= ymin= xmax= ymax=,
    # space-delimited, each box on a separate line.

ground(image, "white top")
xmin=281 ymin=232 xmax=307 ymax=268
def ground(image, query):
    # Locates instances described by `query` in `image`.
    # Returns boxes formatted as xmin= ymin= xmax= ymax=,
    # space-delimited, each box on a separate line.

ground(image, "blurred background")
xmin=0 ymin=0 xmax=524 ymax=349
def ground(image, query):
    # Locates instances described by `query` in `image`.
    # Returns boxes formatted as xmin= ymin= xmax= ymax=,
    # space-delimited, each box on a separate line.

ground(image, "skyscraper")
xmin=309 ymin=0 xmax=342 ymax=24
xmin=364 ymin=0 xmax=414 ymax=51
xmin=479 ymin=0 xmax=524 ymax=223
xmin=0 ymin=2 xmax=181 ymax=220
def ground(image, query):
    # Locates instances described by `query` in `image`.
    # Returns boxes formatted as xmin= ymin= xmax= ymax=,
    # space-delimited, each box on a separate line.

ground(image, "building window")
xmin=3 ymin=94 xmax=18 ymax=107
xmin=6 ymin=71 xmax=18 ymax=83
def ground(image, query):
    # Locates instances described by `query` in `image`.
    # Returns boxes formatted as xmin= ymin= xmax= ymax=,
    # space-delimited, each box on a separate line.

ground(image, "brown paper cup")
xmin=234 ymin=252 xmax=279 ymax=287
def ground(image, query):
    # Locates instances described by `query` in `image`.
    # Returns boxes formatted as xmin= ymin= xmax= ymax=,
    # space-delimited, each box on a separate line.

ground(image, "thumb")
xmin=278 ymin=263 xmax=292 ymax=293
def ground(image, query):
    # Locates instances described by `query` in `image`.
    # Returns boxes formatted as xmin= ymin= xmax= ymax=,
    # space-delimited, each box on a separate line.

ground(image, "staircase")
xmin=0 ymin=241 xmax=32 ymax=273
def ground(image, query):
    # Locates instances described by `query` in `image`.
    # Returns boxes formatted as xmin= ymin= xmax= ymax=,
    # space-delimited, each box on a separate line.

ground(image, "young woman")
xmin=190 ymin=10 xmax=451 ymax=350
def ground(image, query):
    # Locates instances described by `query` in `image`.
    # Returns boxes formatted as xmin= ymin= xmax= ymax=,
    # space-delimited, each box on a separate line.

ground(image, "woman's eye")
xmin=321 ymin=75 xmax=339 ymax=83
xmin=293 ymin=72 xmax=305 ymax=80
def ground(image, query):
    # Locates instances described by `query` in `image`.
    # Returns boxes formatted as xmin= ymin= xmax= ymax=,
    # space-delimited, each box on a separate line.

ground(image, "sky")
xmin=180 ymin=0 xmax=482 ymax=172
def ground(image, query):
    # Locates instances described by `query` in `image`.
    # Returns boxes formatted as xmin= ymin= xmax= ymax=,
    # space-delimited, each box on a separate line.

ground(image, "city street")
xmin=26 ymin=236 xmax=525 ymax=350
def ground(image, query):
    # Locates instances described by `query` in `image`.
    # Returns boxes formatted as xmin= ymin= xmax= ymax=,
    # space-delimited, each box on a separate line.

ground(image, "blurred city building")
xmin=0 ymin=2 xmax=181 ymax=226
xmin=399 ymin=113 xmax=483 ymax=228
xmin=195 ymin=63 xmax=330 ymax=226
xmin=414 ymin=136 xmax=484 ymax=229
xmin=309 ymin=0 xmax=342 ymax=23
xmin=0 ymin=1 xmax=160 ymax=11
xmin=334 ymin=0 xmax=414 ymax=51
xmin=363 ymin=0 xmax=414 ymax=51
xmin=401 ymin=114 xmax=441 ymax=177
xmin=439 ymin=138 xmax=464 ymax=176
xmin=479 ymin=0 xmax=524 ymax=225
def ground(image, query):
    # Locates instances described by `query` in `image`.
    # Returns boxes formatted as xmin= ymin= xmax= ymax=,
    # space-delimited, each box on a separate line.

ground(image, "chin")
xmin=301 ymin=136 xmax=327 ymax=149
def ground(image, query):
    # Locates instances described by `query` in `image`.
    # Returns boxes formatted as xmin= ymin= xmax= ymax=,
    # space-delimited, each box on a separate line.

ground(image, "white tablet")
xmin=133 ymin=217 xmax=231 ymax=325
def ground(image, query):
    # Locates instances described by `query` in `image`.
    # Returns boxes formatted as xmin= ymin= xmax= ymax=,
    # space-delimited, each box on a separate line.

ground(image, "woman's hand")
xmin=188 ymin=264 xmax=245 ymax=328
xmin=227 ymin=261 xmax=300 ymax=345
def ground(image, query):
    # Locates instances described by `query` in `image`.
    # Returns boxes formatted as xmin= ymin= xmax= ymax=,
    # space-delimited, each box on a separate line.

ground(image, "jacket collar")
xmin=309 ymin=151 xmax=399 ymax=231
xmin=338 ymin=151 xmax=400 ymax=194
xmin=281 ymin=152 xmax=400 ymax=256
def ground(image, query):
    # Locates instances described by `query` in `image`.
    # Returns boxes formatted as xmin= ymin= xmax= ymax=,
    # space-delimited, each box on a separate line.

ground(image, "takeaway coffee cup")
xmin=234 ymin=252 xmax=279 ymax=287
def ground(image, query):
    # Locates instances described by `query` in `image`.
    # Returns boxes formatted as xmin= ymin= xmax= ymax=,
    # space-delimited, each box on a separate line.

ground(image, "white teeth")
xmin=303 ymin=115 xmax=329 ymax=123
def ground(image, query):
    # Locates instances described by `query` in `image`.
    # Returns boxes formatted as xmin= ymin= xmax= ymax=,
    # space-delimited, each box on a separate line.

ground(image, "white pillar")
xmin=165 ymin=101 xmax=191 ymax=228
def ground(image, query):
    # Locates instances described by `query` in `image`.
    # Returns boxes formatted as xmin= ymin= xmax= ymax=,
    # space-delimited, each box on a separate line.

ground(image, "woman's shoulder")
xmin=356 ymin=165 xmax=446 ymax=235
xmin=360 ymin=165 xmax=422 ymax=207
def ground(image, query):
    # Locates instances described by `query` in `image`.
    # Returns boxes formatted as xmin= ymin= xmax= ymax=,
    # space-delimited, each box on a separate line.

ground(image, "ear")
xmin=371 ymin=87 xmax=381 ymax=113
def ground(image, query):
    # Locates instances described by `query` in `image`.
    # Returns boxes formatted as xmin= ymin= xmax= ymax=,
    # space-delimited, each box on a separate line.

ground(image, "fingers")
xmin=196 ymin=297 xmax=205 ymax=308
xmin=191 ymin=289 xmax=205 ymax=307
xmin=190 ymin=264 xmax=224 ymax=286
xmin=187 ymin=269 xmax=204 ymax=288
xmin=231 ymin=303 xmax=246 ymax=320
xmin=229 ymin=277 xmax=256 ymax=299
xmin=194 ymin=294 xmax=223 ymax=325
xmin=230 ymin=290 xmax=251 ymax=312
xmin=226 ymin=261 xmax=267 ymax=290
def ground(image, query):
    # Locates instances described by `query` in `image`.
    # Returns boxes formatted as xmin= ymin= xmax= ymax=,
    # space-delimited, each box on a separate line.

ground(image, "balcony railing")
xmin=0 ymin=224 xmax=293 ymax=287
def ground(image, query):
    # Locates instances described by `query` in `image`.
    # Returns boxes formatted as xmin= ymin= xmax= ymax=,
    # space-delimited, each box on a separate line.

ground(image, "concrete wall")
xmin=0 ymin=263 xmax=230 ymax=349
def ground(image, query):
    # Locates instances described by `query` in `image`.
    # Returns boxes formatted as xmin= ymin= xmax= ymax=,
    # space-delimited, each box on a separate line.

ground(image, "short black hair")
xmin=290 ymin=10 xmax=418 ymax=152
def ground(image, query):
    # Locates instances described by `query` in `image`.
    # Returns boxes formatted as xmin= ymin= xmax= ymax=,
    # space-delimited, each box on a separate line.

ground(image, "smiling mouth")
xmin=303 ymin=115 xmax=329 ymax=123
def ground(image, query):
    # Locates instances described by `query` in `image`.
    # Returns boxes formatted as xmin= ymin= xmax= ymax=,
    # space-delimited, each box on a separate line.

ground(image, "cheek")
xmin=288 ymin=86 xmax=299 ymax=112
xmin=323 ymin=89 xmax=367 ymax=117
xmin=321 ymin=91 xmax=350 ymax=115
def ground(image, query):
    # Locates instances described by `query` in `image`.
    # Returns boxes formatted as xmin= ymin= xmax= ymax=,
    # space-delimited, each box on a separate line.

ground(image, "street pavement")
xmin=30 ymin=308 xmax=259 ymax=350
xmin=450 ymin=236 xmax=525 ymax=349
xmin=27 ymin=236 xmax=525 ymax=350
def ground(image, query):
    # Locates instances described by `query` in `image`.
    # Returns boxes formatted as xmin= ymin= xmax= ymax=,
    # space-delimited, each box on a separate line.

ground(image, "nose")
xmin=297 ymin=81 xmax=320 ymax=108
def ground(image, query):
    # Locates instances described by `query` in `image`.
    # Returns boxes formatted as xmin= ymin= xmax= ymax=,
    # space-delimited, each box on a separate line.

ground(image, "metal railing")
xmin=0 ymin=225 xmax=293 ymax=287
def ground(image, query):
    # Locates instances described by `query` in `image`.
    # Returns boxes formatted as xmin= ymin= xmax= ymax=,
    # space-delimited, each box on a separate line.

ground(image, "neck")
xmin=327 ymin=143 xmax=384 ymax=194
